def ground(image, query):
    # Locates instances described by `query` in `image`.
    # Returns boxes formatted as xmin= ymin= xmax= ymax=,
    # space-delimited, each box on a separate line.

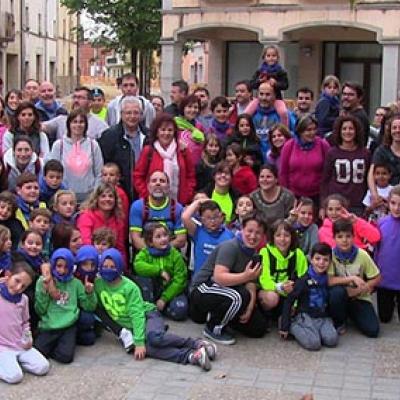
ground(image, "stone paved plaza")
xmin=2 ymin=318 xmax=400 ymax=400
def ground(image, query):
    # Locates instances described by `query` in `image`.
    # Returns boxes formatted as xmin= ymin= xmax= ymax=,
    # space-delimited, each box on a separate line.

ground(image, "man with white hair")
xmin=98 ymin=96 xmax=148 ymax=199
xmin=107 ymin=73 xmax=155 ymax=128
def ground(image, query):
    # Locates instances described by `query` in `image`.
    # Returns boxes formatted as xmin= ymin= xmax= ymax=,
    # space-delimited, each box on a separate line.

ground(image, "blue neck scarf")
xmin=99 ymin=248 xmax=124 ymax=283
xmin=36 ymin=100 xmax=61 ymax=120
xmin=295 ymin=134 xmax=315 ymax=151
xmin=258 ymin=62 xmax=282 ymax=75
xmin=0 ymin=282 xmax=22 ymax=303
xmin=51 ymin=212 xmax=76 ymax=226
xmin=51 ymin=248 xmax=75 ymax=283
xmin=293 ymin=222 xmax=308 ymax=235
xmin=0 ymin=251 xmax=12 ymax=271
xmin=236 ymin=233 xmax=255 ymax=257
xmin=333 ymin=245 xmax=359 ymax=264
xmin=321 ymin=92 xmax=340 ymax=108
xmin=17 ymin=248 xmax=43 ymax=273
xmin=16 ymin=196 xmax=39 ymax=222
xmin=212 ymin=119 xmax=230 ymax=136
xmin=39 ymin=175 xmax=66 ymax=203
xmin=148 ymin=245 xmax=171 ymax=257
xmin=307 ymin=265 xmax=328 ymax=310
xmin=75 ymin=245 xmax=98 ymax=281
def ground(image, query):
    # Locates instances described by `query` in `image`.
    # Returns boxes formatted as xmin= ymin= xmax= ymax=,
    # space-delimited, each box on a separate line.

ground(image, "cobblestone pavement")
xmin=2 ymin=319 xmax=400 ymax=400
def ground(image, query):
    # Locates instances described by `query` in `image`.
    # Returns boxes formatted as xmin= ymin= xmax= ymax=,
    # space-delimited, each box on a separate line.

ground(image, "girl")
xmin=134 ymin=223 xmax=188 ymax=321
xmin=266 ymin=123 xmax=292 ymax=170
xmin=258 ymin=220 xmax=308 ymax=318
xmin=248 ymin=45 xmax=289 ymax=126
xmin=320 ymin=115 xmax=370 ymax=215
xmin=318 ymin=194 xmax=380 ymax=250
xmin=315 ymin=75 xmax=340 ymax=137
xmin=229 ymin=195 xmax=255 ymax=234
xmin=0 ymin=226 xmax=12 ymax=277
xmin=0 ymin=191 xmax=24 ymax=250
xmin=226 ymin=114 xmax=263 ymax=172
xmin=225 ymin=143 xmax=258 ymax=195
xmin=51 ymin=190 xmax=78 ymax=225
xmin=196 ymin=133 xmax=222 ymax=191
xmin=51 ymin=223 xmax=83 ymax=255
xmin=0 ymin=261 xmax=49 ymax=384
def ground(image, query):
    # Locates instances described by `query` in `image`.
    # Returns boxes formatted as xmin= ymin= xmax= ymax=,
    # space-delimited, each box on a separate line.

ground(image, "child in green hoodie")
xmin=134 ymin=222 xmax=188 ymax=321
xmin=34 ymin=248 xmax=97 ymax=363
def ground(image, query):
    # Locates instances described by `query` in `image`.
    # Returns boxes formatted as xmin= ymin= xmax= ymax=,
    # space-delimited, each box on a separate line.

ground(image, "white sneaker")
xmin=119 ymin=328 xmax=135 ymax=353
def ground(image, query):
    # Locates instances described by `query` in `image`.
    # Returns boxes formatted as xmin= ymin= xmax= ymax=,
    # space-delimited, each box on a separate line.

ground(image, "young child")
xmin=51 ymin=190 xmax=77 ymax=225
xmin=101 ymin=162 xmax=129 ymax=218
xmin=248 ymin=45 xmax=289 ymax=127
xmin=134 ymin=223 xmax=188 ymax=321
xmin=39 ymin=159 xmax=66 ymax=206
xmin=182 ymin=199 xmax=234 ymax=276
xmin=0 ymin=191 xmax=24 ymax=250
xmin=279 ymin=243 xmax=338 ymax=351
xmin=29 ymin=208 xmax=52 ymax=259
xmin=258 ymin=220 xmax=308 ymax=318
xmin=74 ymin=245 xmax=99 ymax=345
xmin=0 ymin=261 xmax=49 ymax=384
xmin=315 ymin=75 xmax=340 ymax=137
xmin=287 ymin=198 xmax=318 ymax=258
xmin=374 ymin=185 xmax=400 ymax=323
xmin=0 ymin=226 xmax=12 ymax=277
xmin=229 ymin=195 xmax=255 ymax=234
xmin=207 ymin=97 xmax=233 ymax=142
xmin=95 ymin=248 xmax=216 ymax=370
xmin=225 ymin=143 xmax=258 ymax=195
xmin=266 ymin=123 xmax=292 ymax=170
xmin=196 ymin=133 xmax=222 ymax=191
xmin=34 ymin=248 xmax=97 ymax=363
xmin=318 ymin=194 xmax=381 ymax=250
xmin=328 ymin=219 xmax=381 ymax=337
xmin=363 ymin=163 xmax=393 ymax=223
xmin=92 ymin=227 xmax=116 ymax=256
xmin=15 ymin=173 xmax=47 ymax=230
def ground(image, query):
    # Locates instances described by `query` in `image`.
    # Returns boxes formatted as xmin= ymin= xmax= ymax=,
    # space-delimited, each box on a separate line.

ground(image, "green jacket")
xmin=94 ymin=277 xmax=155 ymax=346
xmin=259 ymin=244 xmax=308 ymax=293
xmin=35 ymin=277 xmax=97 ymax=331
xmin=134 ymin=247 xmax=188 ymax=303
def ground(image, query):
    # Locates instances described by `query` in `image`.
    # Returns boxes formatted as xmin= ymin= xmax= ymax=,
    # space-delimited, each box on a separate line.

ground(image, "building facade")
xmin=161 ymin=0 xmax=400 ymax=116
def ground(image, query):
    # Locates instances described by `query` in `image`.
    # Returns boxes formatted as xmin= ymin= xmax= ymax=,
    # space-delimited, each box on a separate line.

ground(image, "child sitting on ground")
xmin=0 ymin=261 xmax=49 ymax=384
xmin=95 ymin=248 xmax=216 ymax=370
xmin=134 ymin=223 xmax=188 ymax=321
xmin=0 ymin=226 xmax=12 ymax=277
xmin=182 ymin=199 xmax=234 ymax=276
xmin=29 ymin=208 xmax=52 ymax=259
xmin=51 ymin=190 xmax=77 ymax=225
xmin=34 ymin=248 xmax=97 ymax=363
xmin=328 ymin=219 xmax=381 ymax=337
xmin=39 ymin=159 xmax=66 ymax=206
xmin=279 ymin=243 xmax=338 ymax=351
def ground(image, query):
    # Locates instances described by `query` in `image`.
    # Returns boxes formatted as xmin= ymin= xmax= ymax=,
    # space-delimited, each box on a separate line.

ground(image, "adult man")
xmin=42 ymin=86 xmax=108 ymax=142
xmin=194 ymin=87 xmax=213 ymax=130
xmin=35 ymin=81 xmax=68 ymax=121
xmin=129 ymin=170 xmax=187 ymax=251
xmin=341 ymin=82 xmax=370 ymax=145
xmin=107 ymin=73 xmax=155 ymax=128
xmin=229 ymin=80 xmax=253 ymax=125
xmin=98 ymin=96 xmax=148 ymax=200
xmin=164 ymin=80 xmax=189 ymax=117
xmin=252 ymin=82 xmax=295 ymax=156
xmin=294 ymin=87 xmax=314 ymax=118
xmin=24 ymin=79 xmax=40 ymax=104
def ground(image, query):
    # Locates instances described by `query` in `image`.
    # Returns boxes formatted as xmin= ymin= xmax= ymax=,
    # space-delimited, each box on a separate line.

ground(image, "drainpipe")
xmin=20 ymin=0 xmax=25 ymax=85
xmin=44 ymin=0 xmax=48 ymax=80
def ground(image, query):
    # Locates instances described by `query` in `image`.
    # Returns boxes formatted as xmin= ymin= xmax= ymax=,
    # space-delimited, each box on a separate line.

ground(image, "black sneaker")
xmin=203 ymin=326 xmax=235 ymax=345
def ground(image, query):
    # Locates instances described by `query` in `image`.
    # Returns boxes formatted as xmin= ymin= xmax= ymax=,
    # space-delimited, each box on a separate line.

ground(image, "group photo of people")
xmin=1 ymin=43 xmax=400 ymax=385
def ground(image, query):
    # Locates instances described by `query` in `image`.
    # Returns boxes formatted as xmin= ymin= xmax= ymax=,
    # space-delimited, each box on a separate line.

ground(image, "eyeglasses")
xmin=203 ymin=215 xmax=222 ymax=222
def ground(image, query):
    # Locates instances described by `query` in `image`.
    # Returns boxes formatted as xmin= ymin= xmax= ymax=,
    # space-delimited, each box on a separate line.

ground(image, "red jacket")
xmin=116 ymin=185 xmax=129 ymax=220
xmin=133 ymin=144 xmax=196 ymax=205
xmin=232 ymin=166 xmax=258 ymax=195
xmin=77 ymin=209 xmax=128 ymax=263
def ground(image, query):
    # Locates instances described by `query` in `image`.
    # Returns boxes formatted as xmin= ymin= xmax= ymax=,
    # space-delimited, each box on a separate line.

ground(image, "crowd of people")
xmin=1 ymin=44 xmax=400 ymax=384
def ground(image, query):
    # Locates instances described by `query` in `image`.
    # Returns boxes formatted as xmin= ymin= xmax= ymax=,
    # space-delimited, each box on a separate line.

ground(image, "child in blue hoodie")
xmin=39 ymin=160 xmax=67 ymax=206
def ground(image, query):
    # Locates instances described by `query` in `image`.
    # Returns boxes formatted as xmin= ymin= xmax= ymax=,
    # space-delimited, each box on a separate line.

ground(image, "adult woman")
xmin=321 ymin=115 xmax=370 ymax=215
xmin=51 ymin=222 xmax=83 ymax=255
xmin=4 ymin=89 xmax=22 ymax=119
xmin=201 ymin=161 xmax=239 ymax=223
xmin=368 ymin=114 xmax=400 ymax=201
xmin=279 ymin=114 xmax=330 ymax=203
xmin=48 ymin=109 xmax=103 ymax=203
xmin=250 ymin=164 xmax=295 ymax=226
xmin=134 ymin=113 xmax=195 ymax=205
xmin=190 ymin=212 xmax=268 ymax=345
xmin=3 ymin=101 xmax=49 ymax=158
xmin=151 ymin=95 xmax=165 ymax=118
xmin=77 ymin=183 xmax=127 ymax=263
xmin=3 ymin=136 xmax=43 ymax=191
xmin=175 ymin=95 xmax=205 ymax=165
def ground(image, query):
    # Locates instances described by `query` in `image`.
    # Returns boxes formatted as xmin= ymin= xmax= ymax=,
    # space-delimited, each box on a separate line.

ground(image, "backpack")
xmin=141 ymin=196 xmax=177 ymax=228
xmin=266 ymin=246 xmax=298 ymax=283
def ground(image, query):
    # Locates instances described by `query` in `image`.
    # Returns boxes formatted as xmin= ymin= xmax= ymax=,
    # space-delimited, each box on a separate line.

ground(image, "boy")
xmin=0 ymin=191 xmax=24 ymax=250
xmin=15 ymin=173 xmax=47 ymax=230
xmin=328 ymin=219 xmax=381 ymax=338
xmin=91 ymin=88 xmax=108 ymax=122
xmin=279 ymin=243 xmax=338 ymax=351
xmin=182 ymin=199 xmax=234 ymax=276
xmin=39 ymin=159 xmax=66 ymax=206
xmin=207 ymin=96 xmax=233 ymax=142
xmin=29 ymin=208 xmax=52 ymax=258
xmin=363 ymin=162 xmax=393 ymax=222
xmin=92 ymin=227 xmax=116 ymax=256
xmin=94 ymin=248 xmax=216 ymax=370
